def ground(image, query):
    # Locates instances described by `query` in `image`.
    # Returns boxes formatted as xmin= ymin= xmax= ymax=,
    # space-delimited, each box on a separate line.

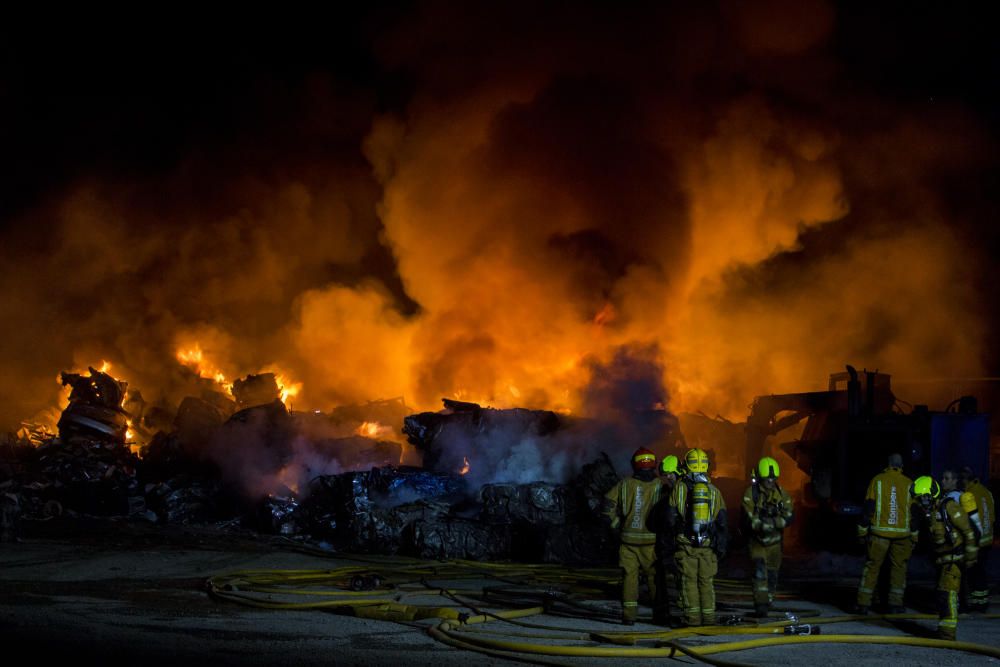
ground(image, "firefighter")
xmin=911 ymin=475 xmax=978 ymax=640
xmin=602 ymin=447 xmax=662 ymax=624
xmin=941 ymin=469 xmax=961 ymax=503
xmin=648 ymin=454 xmax=681 ymax=625
xmin=960 ymin=467 xmax=995 ymax=612
xmin=855 ymin=453 xmax=915 ymax=614
xmin=741 ymin=456 xmax=794 ymax=617
xmin=667 ymin=448 xmax=728 ymax=626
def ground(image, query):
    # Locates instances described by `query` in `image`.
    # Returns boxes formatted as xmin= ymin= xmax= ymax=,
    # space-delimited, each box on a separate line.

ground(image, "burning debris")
xmin=1 ymin=363 xmax=637 ymax=563
xmin=404 ymin=398 xmax=563 ymax=474
xmin=232 ymin=373 xmax=281 ymax=409
xmin=58 ymin=367 xmax=130 ymax=445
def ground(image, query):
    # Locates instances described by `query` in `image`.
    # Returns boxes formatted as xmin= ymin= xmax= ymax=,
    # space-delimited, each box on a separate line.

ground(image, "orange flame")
xmin=125 ymin=419 xmax=144 ymax=457
xmin=273 ymin=373 xmax=302 ymax=407
xmin=358 ymin=421 xmax=381 ymax=438
xmin=176 ymin=343 xmax=232 ymax=391
xmin=459 ymin=457 xmax=470 ymax=475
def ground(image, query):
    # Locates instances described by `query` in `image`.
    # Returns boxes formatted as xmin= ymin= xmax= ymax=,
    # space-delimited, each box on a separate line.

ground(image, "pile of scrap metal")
xmin=254 ymin=455 xmax=618 ymax=563
xmin=2 ymin=368 xmax=148 ymax=519
xmin=0 ymin=370 xmax=407 ymax=527
xmin=3 ymin=377 xmax=626 ymax=564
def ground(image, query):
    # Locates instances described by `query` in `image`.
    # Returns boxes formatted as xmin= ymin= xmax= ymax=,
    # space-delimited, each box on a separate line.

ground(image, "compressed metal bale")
xmin=542 ymin=522 xmax=618 ymax=566
xmin=368 ymin=466 xmax=467 ymax=504
xmin=0 ymin=490 xmax=21 ymax=542
xmin=405 ymin=517 xmax=511 ymax=560
xmin=358 ymin=500 xmax=453 ymax=554
xmin=307 ymin=467 xmax=465 ymax=551
xmin=479 ymin=482 xmax=576 ymax=525
xmin=255 ymin=494 xmax=302 ymax=535
xmin=145 ymin=476 xmax=227 ymax=524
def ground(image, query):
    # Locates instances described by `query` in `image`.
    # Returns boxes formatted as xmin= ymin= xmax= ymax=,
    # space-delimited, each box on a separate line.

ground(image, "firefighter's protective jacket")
xmin=603 ymin=476 xmax=662 ymax=546
xmin=858 ymin=466 xmax=914 ymax=540
xmin=923 ymin=498 xmax=978 ymax=566
xmin=741 ymin=482 xmax=793 ymax=546
xmin=964 ymin=479 xmax=995 ymax=547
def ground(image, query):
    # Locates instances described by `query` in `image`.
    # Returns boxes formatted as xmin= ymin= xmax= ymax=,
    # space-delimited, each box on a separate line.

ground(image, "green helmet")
xmin=757 ymin=456 xmax=780 ymax=479
xmin=660 ymin=455 xmax=679 ymax=475
xmin=912 ymin=475 xmax=940 ymax=499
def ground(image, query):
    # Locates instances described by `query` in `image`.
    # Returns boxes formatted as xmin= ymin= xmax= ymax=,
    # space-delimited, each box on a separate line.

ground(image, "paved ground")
xmin=1 ymin=519 xmax=997 ymax=666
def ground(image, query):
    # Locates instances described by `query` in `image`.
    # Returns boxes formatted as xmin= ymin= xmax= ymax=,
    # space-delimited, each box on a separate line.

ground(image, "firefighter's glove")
xmin=856 ymin=525 xmax=869 ymax=547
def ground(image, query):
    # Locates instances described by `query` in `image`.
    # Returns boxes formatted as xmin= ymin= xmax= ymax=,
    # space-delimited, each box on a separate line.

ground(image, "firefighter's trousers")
xmin=968 ymin=545 xmax=991 ymax=611
xmin=619 ymin=542 xmax=657 ymax=621
xmin=653 ymin=544 xmax=677 ymax=624
xmin=674 ymin=543 xmax=718 ymax=626
xmin=937 ymin=561 xmax=962 ymax=640
xmin=857 ymin=535 xmax=913 ymax=607
xmin=749 ymin=540 xmax=782 ymax=608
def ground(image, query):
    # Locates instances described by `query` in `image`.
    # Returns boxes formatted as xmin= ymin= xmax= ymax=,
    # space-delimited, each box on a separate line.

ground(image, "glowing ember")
xmin=358 ymin=421 xmax=381 ymax=437
xmin=459 ymin=457 xmax=470 ymax=475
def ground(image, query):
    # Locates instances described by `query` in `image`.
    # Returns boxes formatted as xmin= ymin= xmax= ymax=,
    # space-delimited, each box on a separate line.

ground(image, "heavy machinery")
xmin=746 ymin=365 xmax=991 ymax=546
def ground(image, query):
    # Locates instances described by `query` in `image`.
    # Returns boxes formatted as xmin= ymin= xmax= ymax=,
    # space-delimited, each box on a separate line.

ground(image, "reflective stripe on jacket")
xmin=741 ymin=482 xmax=793 ymax=546
xmin=603 ymin=476 xmax=662 ymax=545
xmin=930 ymin=498 xmax=976 ymax=563
xmin=865 ymin=467 xmax=913 ymax=537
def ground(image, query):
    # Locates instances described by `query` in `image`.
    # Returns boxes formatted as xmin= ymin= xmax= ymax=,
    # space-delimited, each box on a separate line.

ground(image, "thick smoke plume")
xmin=1 ymin=2 xmax=995 ymax=487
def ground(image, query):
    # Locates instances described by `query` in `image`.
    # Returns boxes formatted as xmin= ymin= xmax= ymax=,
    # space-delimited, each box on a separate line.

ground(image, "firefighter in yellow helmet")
xmin=647 ymin=454 xmax=681 ymax=625
xmin=855 ymin=453 xmax=915 ymax=614
xmin=911 ymin=475 xmax=978 ymax=640
xmin=602 ymin=447 xmax=662 ymax=624
xmin=741 ymin=456 xmax=794 ymax=617
xmin=960 ymin=467 xmax=995 ymax=612
xmin=667 ymin=448 xmax=728 ymax=626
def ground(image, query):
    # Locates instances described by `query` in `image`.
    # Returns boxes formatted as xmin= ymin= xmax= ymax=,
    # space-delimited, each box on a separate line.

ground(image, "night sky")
xmin=1 ymin=2 xmax=998 ymax=431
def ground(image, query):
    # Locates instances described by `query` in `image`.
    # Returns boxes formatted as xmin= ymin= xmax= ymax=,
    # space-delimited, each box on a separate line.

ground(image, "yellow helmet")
xmin=912 ymin=475 xmax=940 ymax=499
xmin=660 ymin=455 xmax=679 ymax=475
xmin=684 ymin=448 xmax=709 ymax=474
xmin=757 ymin=456 xmax=780 ymax=479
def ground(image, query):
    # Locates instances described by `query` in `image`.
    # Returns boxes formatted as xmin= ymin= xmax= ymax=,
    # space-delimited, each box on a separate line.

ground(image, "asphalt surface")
xmin=1 ymin=519 xmax=998 ymax=666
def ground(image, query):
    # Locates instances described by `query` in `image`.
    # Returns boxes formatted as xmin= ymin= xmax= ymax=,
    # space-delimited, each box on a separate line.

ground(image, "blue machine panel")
xmin=929 ymin=413 xmax=990 ymax=481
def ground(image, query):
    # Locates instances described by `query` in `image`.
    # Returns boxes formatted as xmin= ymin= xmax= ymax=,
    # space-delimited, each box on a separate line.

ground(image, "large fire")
xmin=0 ymin=4 xmax=991 ymax=512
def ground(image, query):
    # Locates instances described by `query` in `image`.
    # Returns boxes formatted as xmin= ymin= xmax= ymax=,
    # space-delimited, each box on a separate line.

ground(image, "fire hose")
xmin=207 ymin=561 xmax=1000 ymax=664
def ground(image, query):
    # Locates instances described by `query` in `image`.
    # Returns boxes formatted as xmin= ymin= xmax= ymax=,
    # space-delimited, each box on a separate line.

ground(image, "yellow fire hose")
xmin=437 ymin=623 xmax=1000 ymax=660
xmin=208 ymin=563 xmax=1000 ymax=665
